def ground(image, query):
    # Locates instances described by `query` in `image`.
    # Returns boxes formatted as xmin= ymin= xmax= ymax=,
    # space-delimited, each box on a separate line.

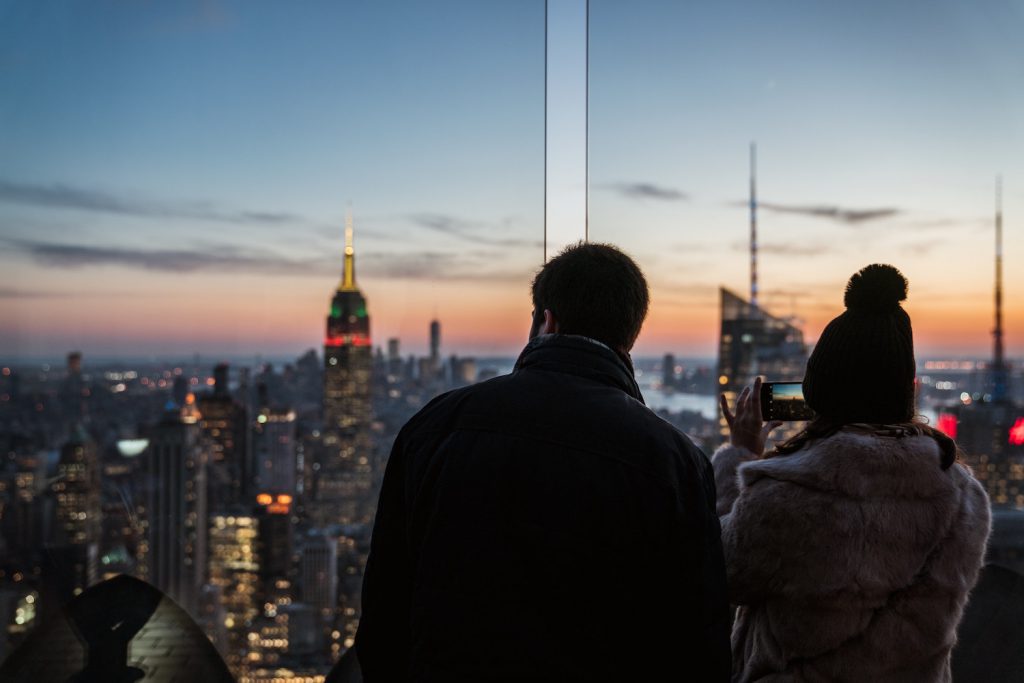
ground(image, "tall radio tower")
xmin=993 ymin=175 xmax=1008 ymax=403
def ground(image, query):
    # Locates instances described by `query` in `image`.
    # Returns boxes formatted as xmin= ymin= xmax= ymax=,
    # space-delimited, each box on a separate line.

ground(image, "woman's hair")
xmin=771 ymin=416 xmax=960 ymax=470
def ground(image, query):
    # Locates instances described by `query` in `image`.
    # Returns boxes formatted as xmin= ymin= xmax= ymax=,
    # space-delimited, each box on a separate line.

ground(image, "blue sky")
xmin=1 ymin=0 xmax=1022 ymax=358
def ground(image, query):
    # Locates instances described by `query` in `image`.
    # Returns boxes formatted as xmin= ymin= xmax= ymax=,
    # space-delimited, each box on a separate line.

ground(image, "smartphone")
xmin=760 ymin=381 xmax=815 ymax=421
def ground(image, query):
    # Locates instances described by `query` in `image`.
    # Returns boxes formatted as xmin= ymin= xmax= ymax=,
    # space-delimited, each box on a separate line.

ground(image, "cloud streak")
xmin=0 ymin=287 xmax=61 ymax=299
xmin=757 ymin=201 xmax=900 ymax=224
xmin=0 ymin=179 xmax=304 ymax=225
xmin=900 ymin=216 xmax=989 ymax=232
xmin=730 ymin=198 xmax=899 ymax=225
xmin=731 ymin=240 xmax=831 ymax=257
xmin=10 ymin=239 xmax=333 ymax=275
xmin=9 ymin=238 xmax=532 ymax=283
xmin=606 ymin=182 xmax=688 ymax=201
xmin=406 ymin=213 xmax=542 ymax=248
xmin=360 ymin=251 xmax=528 ymax=282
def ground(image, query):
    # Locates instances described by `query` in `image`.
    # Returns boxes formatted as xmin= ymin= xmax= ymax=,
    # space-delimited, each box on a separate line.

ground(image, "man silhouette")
xmin=356 ymin=243 xmax=730 ymax=681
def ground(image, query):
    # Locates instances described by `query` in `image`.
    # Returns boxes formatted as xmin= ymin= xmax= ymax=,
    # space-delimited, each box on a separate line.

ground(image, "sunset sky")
xmin=1 ymin=0 xmax=1022 ymax=360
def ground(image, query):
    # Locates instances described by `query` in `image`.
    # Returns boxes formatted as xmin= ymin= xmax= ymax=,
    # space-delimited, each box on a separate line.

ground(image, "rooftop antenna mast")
xmin=342 ymin=204 xmax=356 ymax=291
xmin=993 ymin=175 xmax=1008 ymax=402
xmin=750 ymin=142 xmax=759 ymax=309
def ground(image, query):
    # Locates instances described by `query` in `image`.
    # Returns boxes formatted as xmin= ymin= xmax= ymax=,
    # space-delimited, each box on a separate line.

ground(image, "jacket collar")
xmin=739 ymin=429 xmax=958 ymax=499
xmin=513 ymin=334 xmax=645 ymax=404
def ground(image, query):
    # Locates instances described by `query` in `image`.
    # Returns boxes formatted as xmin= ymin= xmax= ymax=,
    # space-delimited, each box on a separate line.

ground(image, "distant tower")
xmin=717 ymin=289 xmax=806 ymax=440
xmin=320 ymin=211 xmax=374 ymax=524
xmin=252 ymin=407 xmax=297 ymax=497
xmin=61 ymin=351 xmax=87 ymax=423
xmin=387 ymin=338 xmax=402 ymax=377
xmin=430 ymin=318 xmax=441 ymax=364
xmin=749 ymin=142 xmax=759 ymax=309
xmin=300 ymin=533 xmax=338 ymax=622
xmin=662 ymin=353 xmax=676 ymax=390
xmin=46 ymin=428 xmax=101 ymax=606
xmin=144 ymin=404 xmax=208 ymax=615
xmin=993 ymin=175 xmax=1008 ymax=403
xmin=197 ymin=362 xmax=249 ymax=510
xmin=207 ymin=513 xmax=260 ymax=676
xmin=717 ymin=145 xmax=807 ymax=445
xmin=954 ymin=176 xmax=1023 ymax=509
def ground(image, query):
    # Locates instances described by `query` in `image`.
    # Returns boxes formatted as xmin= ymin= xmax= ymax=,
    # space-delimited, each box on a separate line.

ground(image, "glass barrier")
xmin=588 ymin=0 xmax=1024 ymax=465
xmin=1 ymin=0 xmax=1023 ymax=680
xmin=0 ymin=2 xmax=544 ymax=680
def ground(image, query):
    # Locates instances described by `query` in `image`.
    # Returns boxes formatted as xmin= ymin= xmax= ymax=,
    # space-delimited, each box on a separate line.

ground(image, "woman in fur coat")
xmin=714 ymin=264 xmax=991 ymax=682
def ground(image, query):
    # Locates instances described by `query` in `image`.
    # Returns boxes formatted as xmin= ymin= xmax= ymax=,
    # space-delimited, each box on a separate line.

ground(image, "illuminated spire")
xmin=341 ymin=207 xmax=357 ymax=291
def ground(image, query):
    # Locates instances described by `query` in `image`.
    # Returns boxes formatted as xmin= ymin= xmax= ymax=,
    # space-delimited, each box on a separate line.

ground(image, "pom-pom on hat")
xmin=803 ymin=264 xmax=916 ymax=424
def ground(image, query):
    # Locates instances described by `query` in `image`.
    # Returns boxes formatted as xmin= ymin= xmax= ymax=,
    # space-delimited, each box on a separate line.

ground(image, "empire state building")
xmin=317 ymin=216 xmax=374 ymax=524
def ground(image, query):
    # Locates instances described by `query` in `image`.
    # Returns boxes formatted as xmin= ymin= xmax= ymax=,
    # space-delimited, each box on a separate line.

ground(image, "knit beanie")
xmin=803 ymin=264 xmax=916 ymax=424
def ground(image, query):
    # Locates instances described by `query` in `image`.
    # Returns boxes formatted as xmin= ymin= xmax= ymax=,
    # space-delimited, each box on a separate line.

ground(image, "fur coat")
xmin=713 ymin=427 xmax=991 ymax=682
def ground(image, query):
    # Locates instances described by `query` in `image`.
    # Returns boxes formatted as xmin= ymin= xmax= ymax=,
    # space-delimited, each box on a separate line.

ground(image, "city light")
xmin=1009 ymin=418 xmax=1024 ymax=447
xmin=324 ymin=334 xmax=372 ymax=348
xmin=116 ymin=439 xmax=150 ymax=458
xmin=936 ymin=414 xmax=958 ymax=440
xmin=0 ymin=3 xmax=1022 ymax=679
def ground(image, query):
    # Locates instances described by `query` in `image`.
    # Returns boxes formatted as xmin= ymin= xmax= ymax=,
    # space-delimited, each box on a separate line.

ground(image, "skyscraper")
xmin=207 ymin=513 xmax=260 ymax=676
xmin=319 ymin=214 xmax=374 ymax=525
xmin=430 ymin=318 xmax=441 ymax=365
xmin=46 ymin=429 xmax=101 ymax=607
xmin=957 ymin=177 xmax=1024 ymax=509
xmin=143 ymin=401 xmax=208 ymax=615
xmin=717 ymin=289 xmax=807 ymax=438
xmin=716 ymin=145 xmax=807 ymax=438
xmin=197 ymin=363 xmax=249 ymax=511
xmin=300 ymin=533 xmax=338 ymax=622
xmin=386 ymin=338 xmax=402 ymax=377
xmin=253 ymin=407 xmax=297 ymax=498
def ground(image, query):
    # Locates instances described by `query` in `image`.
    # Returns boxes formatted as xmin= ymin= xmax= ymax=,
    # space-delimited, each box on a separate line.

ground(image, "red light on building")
xmin=936 ymin=414 xmax=958 ymax=440
xmin=1009 ymin=418 xmax=1024 ymax=446
xmin=256 ymin=493 xmax=273 ymax=505
xmin=324 ymin=334 xmax=372 ymax=348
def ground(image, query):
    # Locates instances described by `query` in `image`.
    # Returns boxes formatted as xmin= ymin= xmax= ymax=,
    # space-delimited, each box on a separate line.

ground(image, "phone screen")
xmin=760 ymin=381 xmax=815 ymax=421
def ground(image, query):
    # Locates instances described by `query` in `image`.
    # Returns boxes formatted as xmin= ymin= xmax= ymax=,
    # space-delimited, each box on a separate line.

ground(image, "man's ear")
xmin=542 ymin=309 xmax=559 ymax=335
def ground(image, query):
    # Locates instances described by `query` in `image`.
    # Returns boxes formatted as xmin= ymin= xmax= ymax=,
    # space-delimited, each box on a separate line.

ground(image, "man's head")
xmin=530 ymin=242 xmax=650 ymax=353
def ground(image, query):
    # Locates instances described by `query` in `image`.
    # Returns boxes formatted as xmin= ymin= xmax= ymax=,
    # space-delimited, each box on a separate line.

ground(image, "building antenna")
xmin=993 ymin=175 xmax=1007 ymax=402
xmin=342 ymin=204 xmax=356 ymax=291
xmin=750 ymin=142 xmax=759 ymax=309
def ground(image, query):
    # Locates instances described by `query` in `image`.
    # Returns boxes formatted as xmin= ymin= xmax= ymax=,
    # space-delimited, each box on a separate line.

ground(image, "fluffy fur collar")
xmin=739 ymin=428 xmax=961 ymax=500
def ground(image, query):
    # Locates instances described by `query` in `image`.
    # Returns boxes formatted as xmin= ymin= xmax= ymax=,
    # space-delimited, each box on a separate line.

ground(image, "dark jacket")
xmin=355 ymin=334 xmax=731 ymax=682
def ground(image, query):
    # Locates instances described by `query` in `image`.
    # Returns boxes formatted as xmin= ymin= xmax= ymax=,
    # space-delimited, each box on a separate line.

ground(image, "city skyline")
xmin=1 ymin=0 xmax=1023 ymax=359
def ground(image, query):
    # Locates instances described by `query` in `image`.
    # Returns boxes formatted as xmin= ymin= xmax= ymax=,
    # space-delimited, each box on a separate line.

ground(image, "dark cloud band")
xmin=0 ymin=179 xmax=303 ymax=225
xmin=605 ymin=182 xmax=688 ymax=201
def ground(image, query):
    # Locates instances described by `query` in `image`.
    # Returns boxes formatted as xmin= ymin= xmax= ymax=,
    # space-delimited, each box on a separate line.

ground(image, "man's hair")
xmin=531 ymin=242 xmax=649 ymax=351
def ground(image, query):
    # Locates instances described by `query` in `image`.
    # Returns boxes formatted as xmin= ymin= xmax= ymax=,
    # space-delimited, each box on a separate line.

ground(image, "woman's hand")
xmin=720 ymin=376 xmax=783 ymax=456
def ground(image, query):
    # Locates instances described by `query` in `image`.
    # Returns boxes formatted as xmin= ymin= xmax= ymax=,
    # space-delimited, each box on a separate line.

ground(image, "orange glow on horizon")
xmin=3 ymin=261 xmax=1023 ymax=359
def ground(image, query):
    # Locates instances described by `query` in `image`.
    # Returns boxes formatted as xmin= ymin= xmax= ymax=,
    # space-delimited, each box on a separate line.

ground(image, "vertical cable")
xmin=543 ymin=0 xmax=548 ymax=262
xmin=750 ymin=142 xmax=758 ymax=309
xmin=584 ymin=0 xmax=589 ymax=243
